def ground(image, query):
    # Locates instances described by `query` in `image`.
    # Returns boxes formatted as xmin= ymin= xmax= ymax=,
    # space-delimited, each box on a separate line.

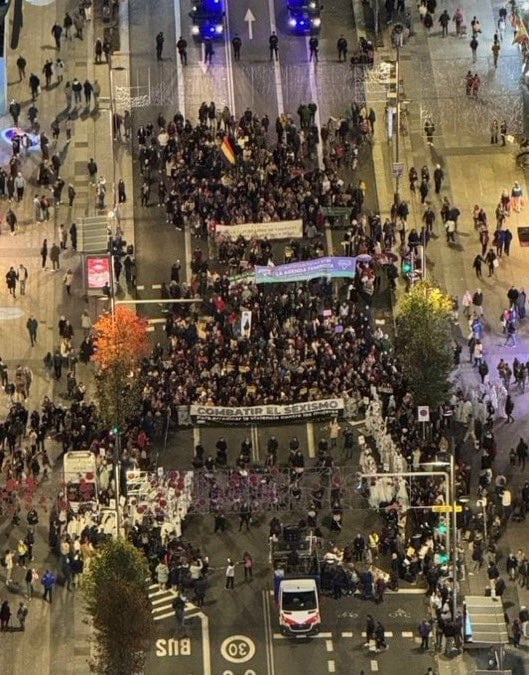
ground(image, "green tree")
xmin=395 ymin=281 xmax=454 ymax=408
xmin=84 ymin=539 xmax=154 ymax=674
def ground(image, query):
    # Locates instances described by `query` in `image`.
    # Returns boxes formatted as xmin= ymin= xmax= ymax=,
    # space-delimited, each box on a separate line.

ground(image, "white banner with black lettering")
xmin=216 ymin=219 xmax=303 ymax=240
xmin=190 ymin=399 xmax=344 ymax=424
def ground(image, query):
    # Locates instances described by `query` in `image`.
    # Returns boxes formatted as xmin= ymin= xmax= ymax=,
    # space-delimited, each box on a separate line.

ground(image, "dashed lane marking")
xmin=341 ymin=631 xmax=353 ymax=638
xmin=273 ymin=632 xmax=333 ymax=639
xmin=325 ymin=639 xmax=333 ymax=652
xmin=371 ymin=660 xmax=379 ymax=672
xmin=328 ymin=660 xmax=336 ymax=673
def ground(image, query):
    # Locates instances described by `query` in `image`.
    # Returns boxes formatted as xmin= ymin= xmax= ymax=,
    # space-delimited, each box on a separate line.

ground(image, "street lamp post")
xmin=423 ymin=458 xmax=458 ymax=621
xmin=108 ymin=62 xmax=126 ymax=223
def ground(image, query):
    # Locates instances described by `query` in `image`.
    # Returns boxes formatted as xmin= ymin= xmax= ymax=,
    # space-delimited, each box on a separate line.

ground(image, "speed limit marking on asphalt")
xmin=220 ymin=635 xmax=256 ymax=663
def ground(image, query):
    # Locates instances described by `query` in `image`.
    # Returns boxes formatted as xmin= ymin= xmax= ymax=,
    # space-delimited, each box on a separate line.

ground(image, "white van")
xmin=278 ymin=578 xmax=321 ymax=637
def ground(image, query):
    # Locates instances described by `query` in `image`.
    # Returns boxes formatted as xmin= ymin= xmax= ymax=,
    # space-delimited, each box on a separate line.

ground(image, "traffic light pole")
xmin=359 ymin=470 xmax=451 ymax=557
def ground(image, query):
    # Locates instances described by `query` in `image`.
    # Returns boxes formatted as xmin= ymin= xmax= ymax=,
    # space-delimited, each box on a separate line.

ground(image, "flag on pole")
xmin=220 ymin=136 xmax=237 ymax=165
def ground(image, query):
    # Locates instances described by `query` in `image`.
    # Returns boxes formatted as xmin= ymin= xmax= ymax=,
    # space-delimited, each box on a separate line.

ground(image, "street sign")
xmin=392 ymin=162 xmax=404 ymax=178
xmin=432 ymin=504 xmax=462 ymax=513
xmin=417 ymin=405 xmax=430 ymax=422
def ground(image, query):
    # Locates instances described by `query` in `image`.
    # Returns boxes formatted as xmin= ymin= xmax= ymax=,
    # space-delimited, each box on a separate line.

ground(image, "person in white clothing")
xmin=225 ymin=558 xmax=235 ymax=589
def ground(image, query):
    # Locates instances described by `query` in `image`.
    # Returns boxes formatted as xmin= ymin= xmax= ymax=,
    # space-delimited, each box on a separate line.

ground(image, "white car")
xmin=279 ymin=578 xmax=321 ymax=637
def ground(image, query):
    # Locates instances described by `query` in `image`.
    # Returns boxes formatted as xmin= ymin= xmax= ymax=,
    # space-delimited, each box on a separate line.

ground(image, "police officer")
xmin=177 ymin=36 xmax=188 ymax=65
xmin=309 ymin=35 xmax=319 ymax=62
xmin=337 ymin=35 xmax=348 ymax=62
xmin=269 ymin=32 xmax=278 ymax=61
xmin=156 ymin=32 xmax=164 ymax=61
xmin=232 ymin=34 xmax=242 ymax=61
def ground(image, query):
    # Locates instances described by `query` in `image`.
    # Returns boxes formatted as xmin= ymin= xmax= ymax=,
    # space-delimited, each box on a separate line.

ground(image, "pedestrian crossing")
xmin=148 ymin=583 xmax=197 ymax=622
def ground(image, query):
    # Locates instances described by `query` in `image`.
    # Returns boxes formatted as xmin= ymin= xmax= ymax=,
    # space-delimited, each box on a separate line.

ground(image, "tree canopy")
xmin=91 ymin=306 xmax=150 ymax=428
xmin=84 ymin=539 xmax=153 ymax=674
xmin=395 ymin=281 xmax=454 ymax=408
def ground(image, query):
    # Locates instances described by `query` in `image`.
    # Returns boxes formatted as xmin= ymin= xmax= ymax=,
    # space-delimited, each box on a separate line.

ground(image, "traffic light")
xmin=110 ymin=425 xmax=119 ymax=436
xmin=436 ymin=522 xmax=447 ymax=535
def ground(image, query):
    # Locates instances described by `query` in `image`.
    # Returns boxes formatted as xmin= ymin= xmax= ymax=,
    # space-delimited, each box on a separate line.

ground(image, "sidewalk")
xmin=0 ymin=0 xmax=132 ymax=671
xmin=356 ymin=0 xmax=529 ymax=672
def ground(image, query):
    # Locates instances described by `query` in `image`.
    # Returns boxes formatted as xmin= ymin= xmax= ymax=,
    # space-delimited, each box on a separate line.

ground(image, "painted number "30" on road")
xmin=220 ymin=635 xmax=256 ymax=663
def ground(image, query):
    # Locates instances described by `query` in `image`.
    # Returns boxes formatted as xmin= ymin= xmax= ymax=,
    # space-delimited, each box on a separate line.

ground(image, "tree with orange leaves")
xmin=91 ymin=306 xmax=150 ymax=428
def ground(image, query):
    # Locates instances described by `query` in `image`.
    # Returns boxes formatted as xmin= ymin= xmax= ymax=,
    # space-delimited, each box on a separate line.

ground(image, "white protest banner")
xmin=216 ymin=219 xmax=302 ymax=240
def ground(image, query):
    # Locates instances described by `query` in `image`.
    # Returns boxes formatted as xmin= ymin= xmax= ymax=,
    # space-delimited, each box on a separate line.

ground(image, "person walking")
xmin=9 ymin=99 xmax=21 ymax=126
xmin=51 ymin=22 xmax=63 ymax=49
xmin=4 ymin=549 xmax=14 ymax=584
xmin=26 ymin=316 xmax=38 ymax=346
xmin=50 ymin=243 xmax=60 ymax=271
xmin=505 ymin=394 xmax=515 ymax=422
xmin=269 ymin=32 xmax=279 ymax=61
xmin=83 ymin=79 xmax=93 ymax=106
xmin=6 ymin=267 xmax=18 ymax=298
xmin=492 ymin=41 xmax=500 ymax=68
xmin=433 ymin=164 xmax=444 ymax=193
xmin=25 ymin=567 xmax=37 ymax=599
xmin=242 ymin=551 xmax=253 ymax=581
xmin=63 ymin=269 xmax=73 ymax=295
xmin=419 ymin=618 xmax=432 ymax=650
xmin=225 ymin=558 xmax=235 ymax=589
xmin=16 ymin=55 xmax=26 ymax=80
xmin=309 ymin=36 xmax=319 ymax=62
xmin=424 ymin=118 xmax=435 ymax=145
xmin=40 ymin=239 xmax=48 ymax=268
xmin=156 ymin=31 xmax=164 ymax=61
xmin=172 ymin=593 xmax=187 ymax=635
xmin=204 ymin=37 xmax=214 ymax=64
xmin=18 ymin=264 xmax=28 ymax=296
xmin=41 ymin=569 xmax=55 ymax=603
xmin=470 ymin=35 xmax=479 ymax=62
xmin=232 ymin=34 xmax=242 ymax=61
xmin=337 ymin=35 xmax=348 ymax=62
xmin=491 ymin=119 xmax=499 ymax=144
xmin=0 ymin=600 xmax=11 ymax=631
xmin=176 ymin=36 xmax=188 ymax=65
xmin=17 ymin=602 xmax=28 ymax=631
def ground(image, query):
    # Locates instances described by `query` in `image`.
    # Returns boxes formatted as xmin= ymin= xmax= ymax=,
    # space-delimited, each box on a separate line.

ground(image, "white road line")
xmin=325 ymin=639 xmax=333 ymax=652
xmin=341 ymin=631 xmax=353 ymax=638
xmin=371 ymin=660 xmax=379 ymax=672
xmin=136 ymin=284 xmax=145 ymax=290
xmin=273 ymin=632 xmax=333 ymax=639
xmin=146 ymin=326 xmax=155 ymax=332
xmin=263 ymin=590 xmax=276 ymax=675
xmin=361 ymin=631 xmax=393 ymax=638
xmin=151 ymin=283 xmax=162 ymax=290
xmin=304 ymin=36 xmax=324 ymax=170
xmin=193 ymin=425 xmax=201 ymax=448
xmin=154 ymin=610 xmax=175 ymax=621
xmin=306 ymin=421 xmax=315 ymax=458
xmin=328 ymin=661 xmax=336 ymax=673
xmin=148 ymin=318 xmax=166 ymax=324
xmin=223 ymin=0 xmax=236 ymax=114
xmin=402 ymin=631 xmax=414 ymax=638
xmin=266 ymin=0 xmax=284 ymax=114
xmin=200 ymin=611 xmax=211 ymax=675
xmin=173 ymin=0 xmax=186 ymax=119
xmin=148 ymin=583 xmax=159 ymax=590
